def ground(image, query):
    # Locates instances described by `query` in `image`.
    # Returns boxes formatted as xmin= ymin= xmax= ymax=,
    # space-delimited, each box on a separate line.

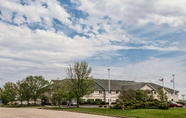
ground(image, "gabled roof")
xmin=50 ymin=79 xmax=179 ymax=93
xmin=50 ymin=79 xmax=61 ymax=84
xmin=94 ymin=79 xmax=135 ymax=90
xmin=50 ymin=79 xmax=104 ymax=91
xmin=94 ymin=79 xmax=179 ymax=93
xmin=122 ymin=82 xmax=147 ymax=90
xmin=148 ymin=82 xmax=179 ymax=93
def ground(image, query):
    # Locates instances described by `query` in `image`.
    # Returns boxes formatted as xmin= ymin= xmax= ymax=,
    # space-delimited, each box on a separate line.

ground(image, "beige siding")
xmin=48 ymin=80 xmax=179 ymax=103
xmin=140 ymin=85 xmax=153 ymax=91
xmin=83 ymin=90 xmax=120 ymax=102
xmin=83 ymin=90 xmax=105 ymax=101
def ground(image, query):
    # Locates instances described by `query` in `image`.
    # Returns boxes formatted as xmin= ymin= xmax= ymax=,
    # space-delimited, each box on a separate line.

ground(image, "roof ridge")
xmin=95 ymin=78 xmax=135 ymax=82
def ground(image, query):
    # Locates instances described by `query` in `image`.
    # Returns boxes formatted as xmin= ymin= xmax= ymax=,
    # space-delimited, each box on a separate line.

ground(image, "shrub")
xmin=45 ymin=103 xmax=52 ymax=105
xmin=158 ymin=102 xmax=169 ymax=109
xmin=95 ymin=99 xmax=102 ymax=105
xmin=115 ymin=99 xmax=120 ymax=103
xmin=112 ymin=100 xmax=169 ymax=110
xmin=101 ymin=101 xmax=106 ymax=105
xmin=87 ymin=99 xmax=94 ymax=104
xmin=112 ymin=102 xmax=122 ymax=109
xmin=98 ymin=105 xmax=103 ymax=107
xmin=131 ymin=103 xmax=142 ymax=109
xmin=61 ymin=101 xmax=67 ymax=105
xmin=79 ymin=98 xmax=85 ymax=105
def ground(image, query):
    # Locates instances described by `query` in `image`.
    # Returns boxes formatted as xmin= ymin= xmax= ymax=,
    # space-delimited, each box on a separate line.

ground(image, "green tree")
xmin=66 ymin=61 xmax=95 ymax=107
xmin=118 ymin=88 xmax=135 ymax=101
xmin=32 ymin=76 xmax=49 ymax=104
xmin=3 ymin=82 xmax=18 ymax=104
xmin=144 ymin=89 xmax=154 ymax=100
xmin=22 ymin=82 xmax=32 ymax=104
xmin=25 ymin=75 xmax=49 ymax=104
xmin=0 ymin=87 xmax=2 ymax=99
xmin=17 ymin=80 xmax=25 ymax=105
xmin=0 ymin=88 xmax=9 ymax=105
xmin=135 ymin=90 xmax=148 ymax=101
xmin=119 ymin=89 xmax=148 ymax=101
xmin=158 ymin=89 xmax=168 ymax=101
xmin=0 ymin=88 xmax=9 ymax=104
xmin=17 ymin=80 xmax=32 ymax=105
xmin=51 ymin=81 xmax=69 ymax=107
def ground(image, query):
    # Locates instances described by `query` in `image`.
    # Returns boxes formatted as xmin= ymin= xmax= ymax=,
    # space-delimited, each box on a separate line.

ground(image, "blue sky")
xmin=0 ymin=0 xmax=186 ymax=99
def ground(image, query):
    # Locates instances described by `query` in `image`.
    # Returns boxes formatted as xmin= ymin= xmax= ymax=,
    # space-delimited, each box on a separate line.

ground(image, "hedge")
xmin=112 ymin=100 xmax=169 ymax=110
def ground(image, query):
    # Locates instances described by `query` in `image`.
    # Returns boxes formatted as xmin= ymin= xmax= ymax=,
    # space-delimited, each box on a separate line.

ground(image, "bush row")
xmin=112 ymin=100 xmax=169 ymax=110
xmin=59 ymin=99 xmax=107 ymax=105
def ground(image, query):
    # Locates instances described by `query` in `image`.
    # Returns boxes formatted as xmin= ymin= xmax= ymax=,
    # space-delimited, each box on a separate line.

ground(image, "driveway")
xmin=0 ymin=108 xmax=117 ymax=118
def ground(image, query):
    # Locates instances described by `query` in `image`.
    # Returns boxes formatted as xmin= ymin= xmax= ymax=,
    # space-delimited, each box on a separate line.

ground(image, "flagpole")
xmin=162 ymin=78 xmax=164 ymax=101
xmin=108 ymin=68 xmax=110 ymax=106
xmin=159 ymin=78 xmax=165 ymax=101
xmin=172 ymin=74 xmax=175 ymax=101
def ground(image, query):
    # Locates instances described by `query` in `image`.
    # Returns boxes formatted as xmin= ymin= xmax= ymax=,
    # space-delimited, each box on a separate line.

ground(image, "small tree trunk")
xmin=34 ymin=98 xmax=36 ymax=105
xmin=77 ymin=97 xmax=79 ymax=108
xmin=58 ymin=100 xmax=61 ymax=107
xmin=27 ymin=98 xmax=29 ymax=105
xmin=21 ymin=99 xmax=23 ymax=105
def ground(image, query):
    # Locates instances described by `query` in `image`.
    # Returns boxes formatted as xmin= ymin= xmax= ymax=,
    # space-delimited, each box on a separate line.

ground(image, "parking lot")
xmin=0 ymin=108 xmax=116 ymax=118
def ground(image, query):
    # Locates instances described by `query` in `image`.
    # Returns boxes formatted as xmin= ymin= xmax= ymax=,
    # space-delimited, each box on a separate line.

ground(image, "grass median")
xmin=40 ymin=107 xmax=186 ymax=118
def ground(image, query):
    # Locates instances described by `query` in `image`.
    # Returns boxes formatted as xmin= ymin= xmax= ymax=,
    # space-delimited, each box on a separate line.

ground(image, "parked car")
xmin=70 ymin=101 xmax=77 ymax=106
xmin=167 ymin=101 xmax=183 ymax=107
xmin=184 ymin=102 xmax=186 ymax=107
xmin=67 ymin=101 xmax=77 ymax=106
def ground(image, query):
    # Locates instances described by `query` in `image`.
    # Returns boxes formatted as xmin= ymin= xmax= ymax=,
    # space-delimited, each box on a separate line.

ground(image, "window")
xmin=116 ymin=91 xmax=119 ymax=94
xmin=99 ymin=90 xmax=102 ymax=94
xmin=154 ymin=91 xmax=156 ymax=94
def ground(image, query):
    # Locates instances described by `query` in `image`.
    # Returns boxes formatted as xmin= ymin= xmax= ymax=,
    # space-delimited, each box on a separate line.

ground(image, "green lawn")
xmin=41 ymin=107 xmax=186 ymax=118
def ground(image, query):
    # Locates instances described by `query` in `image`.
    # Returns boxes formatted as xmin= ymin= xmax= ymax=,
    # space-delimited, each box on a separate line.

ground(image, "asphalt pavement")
xmin=0 ymin=107 xmax=117 ymax=118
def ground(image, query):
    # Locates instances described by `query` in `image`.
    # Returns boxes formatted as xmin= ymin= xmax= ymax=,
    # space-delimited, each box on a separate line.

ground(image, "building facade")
xmin=50 ymin=79 xmax=179 ymax=103
xmin=82 ymin=79 xmax=179 ymax=102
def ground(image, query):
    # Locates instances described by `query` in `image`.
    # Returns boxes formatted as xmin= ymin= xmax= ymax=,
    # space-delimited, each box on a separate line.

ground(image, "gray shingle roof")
xmin=147 ymin=82 xmax=179 ymax=93
xmin=50 ymin=79 xmax=179 ymax=93
xmin=94 ymin=79 xmax=135 ymax=90
xmin=121 ymin=82 xmax=146 ymax=90
xmin=94 ymin=79 xmax=179 ymax=93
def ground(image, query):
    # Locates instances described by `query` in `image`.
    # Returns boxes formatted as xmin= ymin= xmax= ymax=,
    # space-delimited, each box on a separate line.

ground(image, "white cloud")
xmin=1 ymin=0 xmax=186 ymax=98
xmin=0 ymin=0 xmax=71 ymax=28
xmin=91 ymin=57 xmax=186 ymax=98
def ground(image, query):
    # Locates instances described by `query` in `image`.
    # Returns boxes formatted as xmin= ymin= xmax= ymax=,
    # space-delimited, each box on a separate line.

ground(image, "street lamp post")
xmin=172 ymin=74 xmax=175 ymax=101
xmin=108 ymin=68 xmax=110 ymax=106
xmin=182 ymin=94 xmax=185 ymax=102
